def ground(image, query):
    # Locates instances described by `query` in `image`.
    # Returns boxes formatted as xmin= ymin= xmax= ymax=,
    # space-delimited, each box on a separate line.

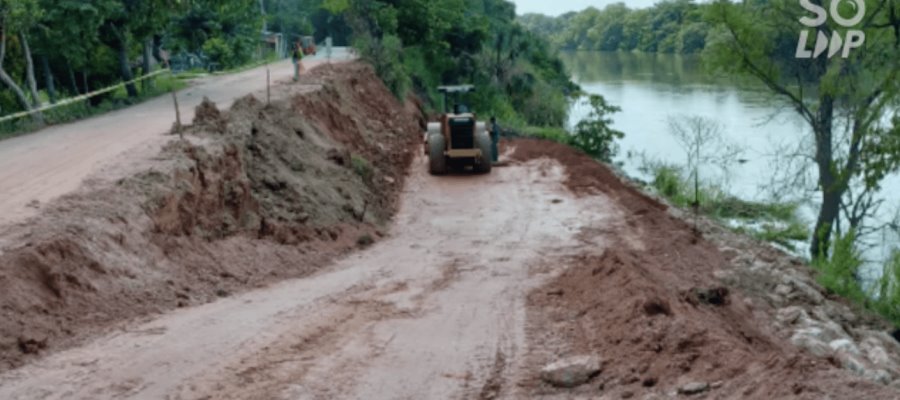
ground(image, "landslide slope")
xmin=0 ymin=63 xmax=421 ymax=371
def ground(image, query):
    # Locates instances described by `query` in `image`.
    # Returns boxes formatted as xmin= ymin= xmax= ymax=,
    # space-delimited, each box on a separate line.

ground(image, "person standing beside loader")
xmin=489 ymin=116 xmax=500 ymax=163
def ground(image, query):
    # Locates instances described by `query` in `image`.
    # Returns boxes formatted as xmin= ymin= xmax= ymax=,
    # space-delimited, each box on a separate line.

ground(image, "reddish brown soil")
xmin=0 ymin=63 xmax=421 ymax=371
xmin=510 ymin=138 xmax=898 ymax=399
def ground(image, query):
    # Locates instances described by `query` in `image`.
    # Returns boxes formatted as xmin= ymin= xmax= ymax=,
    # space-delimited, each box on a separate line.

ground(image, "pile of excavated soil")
xmin=509 ymin=138 xmax=900 ymax=399
xmin=0 ymin=63 xmax=420 ymax=371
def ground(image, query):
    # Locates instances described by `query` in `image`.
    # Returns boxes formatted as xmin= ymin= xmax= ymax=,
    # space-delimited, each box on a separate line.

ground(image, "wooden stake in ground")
xmin=266 ymin=66 xmax=271 ymax=105
xmin=171 ymin=90 xmax=182 ymax=139
xmin=359 ymin=200 xmax=369 ymax=222
xmin=165 ymin=58 xmax=183 ymax=140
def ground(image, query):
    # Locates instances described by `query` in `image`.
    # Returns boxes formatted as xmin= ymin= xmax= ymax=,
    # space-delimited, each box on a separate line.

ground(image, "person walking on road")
xmin=292 ymin=42 xmax=304 ymax=81
xmin=489 ymin=116 xmax=500 ymax=163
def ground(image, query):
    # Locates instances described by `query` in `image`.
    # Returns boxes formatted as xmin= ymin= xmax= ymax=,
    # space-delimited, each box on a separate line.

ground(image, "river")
xmin=562 ymin=50 xmax=899 ymax=272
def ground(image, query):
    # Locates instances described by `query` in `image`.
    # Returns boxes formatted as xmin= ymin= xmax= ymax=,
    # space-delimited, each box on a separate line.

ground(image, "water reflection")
xmin=561 ymin=51 xmax=710 ymax=87
xmin=563 ymin=51 xmax=808 ymax=201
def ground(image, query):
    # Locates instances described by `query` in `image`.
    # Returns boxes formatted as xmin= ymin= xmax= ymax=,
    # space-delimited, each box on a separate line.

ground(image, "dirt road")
xmin=0 ymin=154 xmax=619 ymax=399
xmin=0 ymin=50 xmax=350 ymax=230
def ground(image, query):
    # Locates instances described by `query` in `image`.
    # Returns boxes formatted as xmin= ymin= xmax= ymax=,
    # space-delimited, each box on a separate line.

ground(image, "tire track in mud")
xmin=198 ymin=264 xmax=467 ymax=400
xmin=478 ymin=349 xmax=508 ymax=400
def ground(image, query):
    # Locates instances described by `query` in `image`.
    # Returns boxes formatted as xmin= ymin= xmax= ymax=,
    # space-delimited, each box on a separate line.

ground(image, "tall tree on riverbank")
xmin=705 ymin=0 xmax=900 ymax=259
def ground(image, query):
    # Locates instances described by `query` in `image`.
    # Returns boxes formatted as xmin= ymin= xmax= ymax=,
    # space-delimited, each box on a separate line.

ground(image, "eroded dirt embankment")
xmin=510 ymin=139 xmax=900 ymax=399
xmin=0 ymin=63 xmax=421 ymax=371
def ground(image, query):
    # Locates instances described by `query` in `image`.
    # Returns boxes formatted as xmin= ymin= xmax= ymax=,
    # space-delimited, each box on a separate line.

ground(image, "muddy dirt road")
xmin=0 ymin=154 xmax=620 ymax=399
xmin=0 ymin=50 xmax=351 ymax=229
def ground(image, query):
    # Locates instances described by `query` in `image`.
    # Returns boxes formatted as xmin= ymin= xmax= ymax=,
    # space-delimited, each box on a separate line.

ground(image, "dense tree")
xmin=519 ymin=0 xmax=712 ymax=54
xmin=168 ymin=0 xmax=262 ymax=70
xmin=344 ymin=0 xmax=576 ymax=127
xmin=265 ymin=0 xmax=317 ymax=39
xmin=32 ymin=0 xmax=116 ymax=97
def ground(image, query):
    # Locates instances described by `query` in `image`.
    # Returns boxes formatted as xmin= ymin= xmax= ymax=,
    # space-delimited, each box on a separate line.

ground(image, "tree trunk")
xmin=0 ymin=26 xmax=41 ymax=124
xmin=111 ymin=25 xmax=138 ymax=97
xmin=142 ymin=38 xmax=154 ymax=91
xmin=810 ymin=95 xmax=839 ymax=259
xmin=0 ymin=69 xmax=33 ymax=115
xmin=812 ymin=190 xmax=842 ymax=258
xmin=82 ymin=71 xmax=89 ymax=94
xmin=41 ymin=55 xmax=56 ymax=104
xmin=259 ymin=0 xmax=267 ymax=32
xmin=66 ymin=59 xmax=79 ymax=95
xmin=153 ymin=35 xmax=164 ymax=64
xmin=20 ymin=33 xmax=42 ymax=109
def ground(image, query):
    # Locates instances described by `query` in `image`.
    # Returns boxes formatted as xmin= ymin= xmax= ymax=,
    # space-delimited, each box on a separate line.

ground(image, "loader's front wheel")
xmin=428 ymin=134 xmax=447 ymax=175
xmin=475 ymin=132 xmax=493 ymax=174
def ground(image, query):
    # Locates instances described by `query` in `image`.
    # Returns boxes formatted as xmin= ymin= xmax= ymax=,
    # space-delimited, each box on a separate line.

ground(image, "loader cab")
xmin=453 ymin=104 xmax=470 ymax=115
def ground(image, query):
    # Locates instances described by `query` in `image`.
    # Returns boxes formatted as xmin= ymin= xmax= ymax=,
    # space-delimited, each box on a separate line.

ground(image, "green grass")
xmin=516 ymin=125 xmax=571 ymax=143
xmin=813 ymin=232 xmax=868 ymax=302
xmin=874 ymin=251 xmax=900 ymax=325
xmin=809 ymin=232 xmax=900 ymax=328
xmin=351 ymin=155 xmax=373 ymax=181
xmin=170 ymin=53 xmax=281 ymax=79
xmin=0 ymin=73 xmax=188 ymax=139
xmin=643 ymin=162 xmax=811 ymax=251
xmin=710 ymin=197 xmax=799 ymax=222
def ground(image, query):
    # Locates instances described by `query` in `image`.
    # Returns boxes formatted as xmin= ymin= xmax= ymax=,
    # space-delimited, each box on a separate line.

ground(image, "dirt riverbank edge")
xmin=509 ymin=138 xmax=900 ymax=399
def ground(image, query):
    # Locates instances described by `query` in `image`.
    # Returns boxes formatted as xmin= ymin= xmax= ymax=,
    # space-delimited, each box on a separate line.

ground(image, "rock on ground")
xmin=540 ymin=355 xmax=602 ymax=388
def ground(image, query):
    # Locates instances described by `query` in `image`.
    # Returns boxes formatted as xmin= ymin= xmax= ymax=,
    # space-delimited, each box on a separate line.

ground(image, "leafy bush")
xmin=202 ymin=38 xmax=235 ymax=69
xmin=652 ymin=164 xmax=684 ymax=200
xmin=355 ymin=34 xmax=409 ymax=99
xmin=569 ymin=94 xmax=624 ymax=162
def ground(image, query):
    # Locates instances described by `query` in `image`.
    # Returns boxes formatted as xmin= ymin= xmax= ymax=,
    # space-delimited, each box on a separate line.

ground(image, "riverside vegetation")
xmin=519 ymin=1 xmax=900 ymax=329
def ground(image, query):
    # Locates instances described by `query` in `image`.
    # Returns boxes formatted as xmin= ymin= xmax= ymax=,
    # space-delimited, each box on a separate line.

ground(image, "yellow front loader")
xmin=424 ymin=85 xmax=492 ymax=175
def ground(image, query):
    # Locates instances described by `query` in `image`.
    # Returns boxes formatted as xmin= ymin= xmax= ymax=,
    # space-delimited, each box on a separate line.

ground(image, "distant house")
xmin=261 ymin=32 xmax=287 ymax=59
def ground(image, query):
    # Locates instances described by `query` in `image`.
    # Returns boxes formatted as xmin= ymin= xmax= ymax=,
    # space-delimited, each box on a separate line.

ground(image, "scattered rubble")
xmin=540 ymin=355 xmax=602 ymax=388
xmin=677 ymin=382 xmax=709 ymax=396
